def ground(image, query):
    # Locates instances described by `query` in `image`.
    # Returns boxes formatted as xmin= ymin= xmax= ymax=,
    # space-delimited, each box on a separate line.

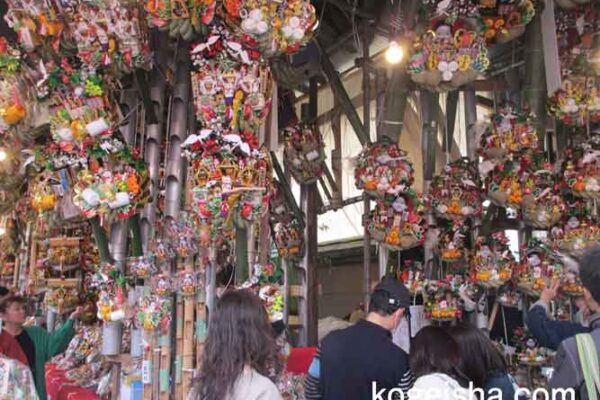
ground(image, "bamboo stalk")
xmin=182 ymin=299 xmax=195 ymax=397
xmin=175 ymin=297 xmax=184 ymax=399
xmin=90 ymin=216 xmax=112 ymax=264
xmin=142 ymin=331 xmax=155 ymax=400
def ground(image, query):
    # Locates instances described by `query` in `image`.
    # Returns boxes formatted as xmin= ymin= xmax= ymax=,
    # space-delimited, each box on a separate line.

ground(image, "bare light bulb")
xmin=385 ymin=40 xmax=404 ymax=65
xmin=0 ymin=149 xmax=7 ymax=162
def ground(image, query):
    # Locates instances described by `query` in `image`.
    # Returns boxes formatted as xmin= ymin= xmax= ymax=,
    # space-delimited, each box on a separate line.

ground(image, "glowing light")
xmin=0 ymin=149 xmax=7 ymax=162
xmin=385 ymin=40 xmax=404 ymax=65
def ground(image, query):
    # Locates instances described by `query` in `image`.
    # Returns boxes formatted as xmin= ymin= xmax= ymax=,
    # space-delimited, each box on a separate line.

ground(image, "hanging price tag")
xmin=142 ymin=360 xmax=152 ymax=384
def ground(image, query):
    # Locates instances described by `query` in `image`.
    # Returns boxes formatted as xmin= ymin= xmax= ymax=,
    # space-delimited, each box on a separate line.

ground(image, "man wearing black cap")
xmin=305 ymin=277 xmax=414 ymax=400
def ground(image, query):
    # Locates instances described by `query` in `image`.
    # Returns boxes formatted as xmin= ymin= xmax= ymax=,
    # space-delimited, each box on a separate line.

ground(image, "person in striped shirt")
xmin=305 ymin=277 xmax=415 ymax=399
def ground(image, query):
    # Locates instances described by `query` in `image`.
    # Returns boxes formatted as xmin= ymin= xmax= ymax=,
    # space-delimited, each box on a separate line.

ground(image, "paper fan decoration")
xmin=190 ymin=25 xmax=272 ymax=144
xmin=478 ymin=0 xmax=536 ymax=43
xmin=408 ymin=18 xmax=489 ymax=91
xmin=354 ymin=139 xmax=415 ymax=200
xmin=429 ymin=158 xmax=482 ymax=220
xmin=470 ymin=232 xmax=516 ymax=287
xmin=563 ymin=136 xmax=600 ymax=199
xmin=145 ymin=0 xmax=216 ymax=40
xmin=521 ymin=169 xmax=565 ymax=229
xmin=366 ymin=191 xmax=426 ymax=251
xmin=223 ymin=0 xmax=317 ymax=57
xmin=283 ymin=124 xmax=326 ymax=184
xmin=477 ymin=104 xmax=538 ymax=160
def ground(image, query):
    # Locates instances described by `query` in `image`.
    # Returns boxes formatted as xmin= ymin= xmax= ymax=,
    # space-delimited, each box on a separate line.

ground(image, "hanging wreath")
xmin=283 ymin=124 xmax=326 ymax=185
xmin=477 ymin=104 xmax=538 ymax=160
xmin=222 ymin=0 xmax=317 ymax=57
xmin=408 ymin=18 xmax=489 ymax=91
xmin=429 ymin=158 xmax=482 ymax=220
xmin=521 ymin=169 xmax=565 ymax=228
xmin=190 ymin=25 xmax=272 ymax=145
xmin=354 ymin=139 xmax=414 ymax=200
xmin=366 ymin=191 xmax=426 ymax=251
xmin=562 ymin=136 xmax=600 ymax=199
xmin=470 ymin=232 xmax=515 ymax=287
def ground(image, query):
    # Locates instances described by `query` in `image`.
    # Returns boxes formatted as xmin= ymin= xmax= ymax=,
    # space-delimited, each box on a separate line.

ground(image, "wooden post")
xmin=182 ymin=256 xmax=195 ymax=397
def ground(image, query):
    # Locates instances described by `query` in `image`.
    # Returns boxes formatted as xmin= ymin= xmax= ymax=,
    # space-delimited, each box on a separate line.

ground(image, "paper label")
xmin=142 ymin=360 xmax=151 ymax=384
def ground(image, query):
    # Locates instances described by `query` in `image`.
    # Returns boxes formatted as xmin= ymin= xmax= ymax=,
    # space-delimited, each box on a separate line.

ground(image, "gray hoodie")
xmin=550 ymin=313 xmax=600 ymax=400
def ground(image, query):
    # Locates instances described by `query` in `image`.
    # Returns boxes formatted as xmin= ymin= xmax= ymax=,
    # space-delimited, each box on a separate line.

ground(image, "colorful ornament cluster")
xmin=408 ymin=19 xmax=490 ymax=91
xmin=283 ymin=124 xmax=326 ymax=185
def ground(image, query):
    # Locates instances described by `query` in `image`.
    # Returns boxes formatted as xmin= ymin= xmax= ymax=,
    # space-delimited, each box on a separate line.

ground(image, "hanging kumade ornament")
xmin=470 ymin=232 xmax=515 ymax=288
xmin=223 ymin=0 xmax=317 ymax=57
xmin=68 ymin=1 xmax=152 ymax=74
xmin=478 ymin=0 xmax=536 ymax=43
xmin=429 ymin=158 xmax=482 ymax=220
xmin=521 ymin=168 xmax=565 ymax=229
xmin=562 ymin=135 xmax=600 ymax=199
xmin=548 ymin=78 xmax=595 ymax=127
xmin=482 ymin=158 xmax=523 ymax=209
xmin=408 ymin=18 xmax=489 ymax=91
xmin=273 ymin=219 xmax=304 ymax=260
xmin=438 ymin=221 xmax=468 ymax=263
xmin=176 ymin=271 xmax=200 ymax=297
xmin=367 ymin=191 xmax=427 ymax=251
xmin=127 ymin=256 xmax=156 ymax=280
xmin=73 ymin=165 xmax=147 ymax=221
xmin=283 ymin=124 xmax=326 ymax=185
xmin=190 ymin=25 xmax=272 ymax=145
xmin=515 ymin=239 xmax=562 ymax=296
xmin=354 ymin=139 xmax=415 ymax=200
xmin=551 ymin=199 xmax=600 ymax=258
xmin=136 ymin=295 xmax=172 ymax=332
xmin=145 ymin=0 xmax=216 ymax=40
xmin=477 ymin=104 xmax=538 ymax=160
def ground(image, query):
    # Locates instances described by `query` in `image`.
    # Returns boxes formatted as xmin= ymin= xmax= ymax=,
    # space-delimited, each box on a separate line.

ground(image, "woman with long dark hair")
xmin=189 ymin=289 xmax=283 ymax=400
xmin=408 ymin=326 xmax=470 ymax=400
xmin=448 ymin=324 xmax=521 ymax=400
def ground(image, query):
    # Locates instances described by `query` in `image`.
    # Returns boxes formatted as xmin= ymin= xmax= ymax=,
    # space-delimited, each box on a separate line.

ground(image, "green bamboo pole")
xmin=90 ymin=217 xmax=112 ymax=264
xmin=523 ymin=12 xmax=547 ymax=142
xmin=128 ymin=215 xmax=143 ymax=257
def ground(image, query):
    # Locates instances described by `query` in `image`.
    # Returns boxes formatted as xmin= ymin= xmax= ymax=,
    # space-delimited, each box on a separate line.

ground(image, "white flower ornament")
xmin=438 ymin=60 xmax=459 ymax=81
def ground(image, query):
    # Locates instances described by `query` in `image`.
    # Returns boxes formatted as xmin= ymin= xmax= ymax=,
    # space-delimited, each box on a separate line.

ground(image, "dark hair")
xmin=410 ymin=326 xmax=465 ymax=381
xmin=580 ymin=247 xmax=600 ymax=303
xmin=448 ymin=324 xmax=508 ymax=388
xmin=191 ymin=289 xmax=282 ymax=400
xmin=0 ymin=295 xmax=25 ymax=313
xmin=368 ymin=290 xmax=402 ymax=316
xmin=0 ymin=286 xmax=9 ymax=297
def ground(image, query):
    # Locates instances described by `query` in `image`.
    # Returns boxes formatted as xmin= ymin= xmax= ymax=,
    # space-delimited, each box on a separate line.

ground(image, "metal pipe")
xmin=523 ymin=13 xmax=547 ymax=141
xmin=141 ymin=33 xmax=169 ymax=250
xmin=362 ymin=28 xmax=372 ymax=307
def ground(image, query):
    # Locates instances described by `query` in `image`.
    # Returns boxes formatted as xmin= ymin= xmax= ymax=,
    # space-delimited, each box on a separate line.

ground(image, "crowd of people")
xmin=0 ymin=247 xmax=599 ymax=400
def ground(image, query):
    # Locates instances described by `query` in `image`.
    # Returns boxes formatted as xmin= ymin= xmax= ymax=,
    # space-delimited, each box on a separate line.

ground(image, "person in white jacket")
xmin=408 ymin=326 xmax=473 ymax=400
xmin=189 ymin=289 xmax=283 ymax=400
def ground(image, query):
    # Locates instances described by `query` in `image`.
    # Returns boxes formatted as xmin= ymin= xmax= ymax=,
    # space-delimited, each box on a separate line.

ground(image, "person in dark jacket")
xmin=449 ymin=324 xmax=523 ymax=400
xmin=305 ymin=277 xmax=414 ymax=400
xmin=526 ymin=280 xmax=590 ymax=350
xmin=550 ymin=247 xmax=600 ymax=400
